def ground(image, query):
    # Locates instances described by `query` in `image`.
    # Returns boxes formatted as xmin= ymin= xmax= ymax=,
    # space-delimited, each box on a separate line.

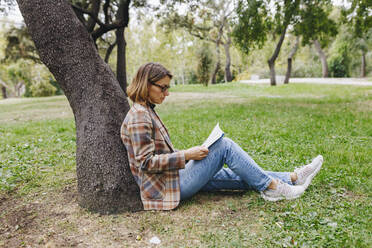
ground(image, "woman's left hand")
xmin=184 ymin=146 xmax=209 ymax=160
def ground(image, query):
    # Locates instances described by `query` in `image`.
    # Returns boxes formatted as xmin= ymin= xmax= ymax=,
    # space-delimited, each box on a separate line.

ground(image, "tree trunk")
xmin=313 ymin=39 xmax=328 ymax=78
xmin=17 ymin=0 xmax=142 ymax=213
xmin=284 ymin=37 xmax=299 ymax=84
xmin=1 ymin=86 xmax=7 ymax=99
xmin=116 ymin=27 xmax=127 ymax=93
xmin=267 ymin=25 xmax=287 ymax=86
xmin=211 ymin=42 xmax=221 ymax=85
xmin=224 ymin=39 xmax=233 ymax=82
xmin=104 ymin=41 xmax=117 ymax=63
xmin=115 ymin=0 xmax=129 ymax=93
xmin=361 ymin=51 xmax=366 ymax=77
xmin=211 ymin=23 xmax=224 ymax=85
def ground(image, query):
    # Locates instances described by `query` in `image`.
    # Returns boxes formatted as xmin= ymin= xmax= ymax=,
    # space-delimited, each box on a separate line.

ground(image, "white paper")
xmin=149 ymin=236 xmax=161 ymax=244
xmin=202 ymin=123 xmax=224 ymax=148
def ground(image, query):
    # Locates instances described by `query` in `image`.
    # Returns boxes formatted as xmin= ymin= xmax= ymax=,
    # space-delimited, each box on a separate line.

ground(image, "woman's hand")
xmin=184 ymin=146 xmax=209 ymax=161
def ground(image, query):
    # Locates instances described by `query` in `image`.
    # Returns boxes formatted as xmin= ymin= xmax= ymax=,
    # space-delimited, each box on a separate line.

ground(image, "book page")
xmin=202 ymin=123 xmax=224 ymax=148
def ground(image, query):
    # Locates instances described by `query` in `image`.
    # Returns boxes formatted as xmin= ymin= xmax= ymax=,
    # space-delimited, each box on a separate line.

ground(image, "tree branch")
xmin=71 ymin=3 xmax=105 ymax=27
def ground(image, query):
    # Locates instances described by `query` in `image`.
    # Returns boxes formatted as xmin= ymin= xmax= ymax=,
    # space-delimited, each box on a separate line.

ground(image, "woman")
xmin=121 ymin=62 xmax=323 ymax=211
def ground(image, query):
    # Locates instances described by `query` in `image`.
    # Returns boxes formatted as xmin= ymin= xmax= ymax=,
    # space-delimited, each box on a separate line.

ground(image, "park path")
xmin=240 ymin=77 xmax=372 ymax=86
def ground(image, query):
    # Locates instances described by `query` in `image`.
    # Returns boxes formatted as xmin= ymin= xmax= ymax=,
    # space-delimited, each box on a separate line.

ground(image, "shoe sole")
xmin=302 ymin=155 xmax=323 ymax=189
xmin=260 ymin=193 xmax=302 ymax=201
xmin=260 ymin=187 xmax=305 ymax=202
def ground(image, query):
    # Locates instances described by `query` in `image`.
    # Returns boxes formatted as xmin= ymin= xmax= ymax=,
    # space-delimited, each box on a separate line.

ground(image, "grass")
xmin=0 ymin=82 xmax=371 ymax=247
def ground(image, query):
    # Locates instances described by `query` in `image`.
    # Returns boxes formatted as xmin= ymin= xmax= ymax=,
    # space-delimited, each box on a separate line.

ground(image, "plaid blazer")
xmin=121 ymin=102 xmax=186 ymax=210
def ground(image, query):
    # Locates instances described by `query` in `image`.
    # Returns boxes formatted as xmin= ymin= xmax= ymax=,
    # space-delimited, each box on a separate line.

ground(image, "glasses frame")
xmin=149 ymin=81 xmax=171 ymax=92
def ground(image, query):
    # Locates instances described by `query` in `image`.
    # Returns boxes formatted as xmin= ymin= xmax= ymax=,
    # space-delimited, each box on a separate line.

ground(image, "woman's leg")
xmin=266 ymin=171 xmax=293 ymax=185
xmin=200 ymin=169 xmax=293 ymax=192
xmin=179 ymin=137 xmax=273 ymax=200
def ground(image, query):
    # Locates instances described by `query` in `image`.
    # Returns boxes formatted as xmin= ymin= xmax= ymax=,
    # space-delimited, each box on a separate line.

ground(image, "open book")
xmin=202 ymin=123 xmax=224 ymax=148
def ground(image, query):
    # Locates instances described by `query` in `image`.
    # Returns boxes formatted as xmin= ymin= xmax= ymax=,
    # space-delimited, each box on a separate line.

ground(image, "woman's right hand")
xmin=184 ymin=146 xmax=209 ymax=161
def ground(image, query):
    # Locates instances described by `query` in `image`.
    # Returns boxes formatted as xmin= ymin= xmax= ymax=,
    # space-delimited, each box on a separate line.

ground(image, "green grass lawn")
xmin=0 ymin=83 xmax=371 ymax=247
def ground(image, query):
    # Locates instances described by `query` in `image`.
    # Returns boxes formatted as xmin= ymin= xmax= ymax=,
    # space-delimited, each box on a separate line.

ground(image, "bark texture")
xmin=17 ymin=0 xmax=142 ymax=213
xmin=313 ymin=39 xmax=329 ymax=78
xmin=284 ymin=37 xmax=299 ymax=84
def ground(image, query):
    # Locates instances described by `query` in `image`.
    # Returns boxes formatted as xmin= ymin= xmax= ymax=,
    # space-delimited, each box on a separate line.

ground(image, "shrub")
xmin=329 ymin=42 xmax=351 ymax=78
xmin=196 ymin=44 xmax=213 ymax=86
xmin=30 ymin=80 xmax=57 ymax=97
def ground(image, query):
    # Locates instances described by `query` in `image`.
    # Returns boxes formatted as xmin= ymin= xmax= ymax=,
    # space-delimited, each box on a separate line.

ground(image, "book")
xmin=202 ymin=123 xmax=224 ymax=148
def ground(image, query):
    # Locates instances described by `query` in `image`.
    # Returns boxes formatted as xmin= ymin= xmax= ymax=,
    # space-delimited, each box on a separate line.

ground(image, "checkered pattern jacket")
xmin=121 ymin=103 xmax=186 ymax=210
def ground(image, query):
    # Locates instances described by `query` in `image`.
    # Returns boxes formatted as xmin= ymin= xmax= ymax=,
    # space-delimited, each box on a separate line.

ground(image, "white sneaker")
xmin=294 ymin=155 xmax=323 ymax=189
xmin=261 ymin=180 xmax=305 ymax=201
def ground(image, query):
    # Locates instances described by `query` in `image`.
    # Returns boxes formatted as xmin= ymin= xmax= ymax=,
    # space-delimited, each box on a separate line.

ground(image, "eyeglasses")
xmin=150 ymin=81 xmax=171 ymax=92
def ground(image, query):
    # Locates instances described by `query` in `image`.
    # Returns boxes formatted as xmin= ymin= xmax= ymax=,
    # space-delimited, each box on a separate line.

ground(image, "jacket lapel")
xmin=148 ymin=106 xmax=175 ymax=152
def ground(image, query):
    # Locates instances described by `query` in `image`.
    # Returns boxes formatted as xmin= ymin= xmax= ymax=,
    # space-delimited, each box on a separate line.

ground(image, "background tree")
xmin=233 ymin=0 xmax=301 ymax=86
xmin=70 ymin=0 xmax=141 ymax=93
xmin=3 ymin=26 xmax=40 ymax=63
xmin=196 ymin=43 xmax=213 ymax=86
xmin=342 ymin=0 xmax=372 ymax=77
xmin=160 ymin=0 xmax=235 ymax=84
xmin=16 ymin=0 xmax=142 ymax=213
xmin=284 ymin=36 xmax=299 ymax=84
xmin=295 ymin=0 xmax=338 ymax=78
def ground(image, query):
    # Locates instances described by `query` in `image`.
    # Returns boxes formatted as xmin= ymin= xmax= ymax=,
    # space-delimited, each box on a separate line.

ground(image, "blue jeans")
xmin=179 ymin=137 xmax=293 ymax=200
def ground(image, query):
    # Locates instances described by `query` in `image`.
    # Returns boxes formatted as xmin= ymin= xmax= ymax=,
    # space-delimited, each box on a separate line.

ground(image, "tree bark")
xmin=104 ymin=41 xmax=117 ymax=63
xmin=313 ymin=39 xmax=328 ymax=78
xmin=284 ymin=37 xmax=299 ymax=84
xmin=361 ymin=51 xmax=366 ymax=77
xmin=267 ymin=25 xmax=287 ymax=86
xmin=116 ymin=27 xmax=127 ymax=93
xmin=17 ymin=0 xmax=142 ymax=213
xmin=115 ymin=0 xmax=129 ymax=94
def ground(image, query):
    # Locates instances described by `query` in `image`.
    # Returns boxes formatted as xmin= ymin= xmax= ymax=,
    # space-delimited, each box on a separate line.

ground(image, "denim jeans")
xmin=179 ymin=137 xmax=293 ymax=200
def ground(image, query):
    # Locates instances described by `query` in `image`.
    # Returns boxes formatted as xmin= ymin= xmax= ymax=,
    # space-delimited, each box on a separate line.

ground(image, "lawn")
xmin=0 ymin=82 xmax=371 ymax=247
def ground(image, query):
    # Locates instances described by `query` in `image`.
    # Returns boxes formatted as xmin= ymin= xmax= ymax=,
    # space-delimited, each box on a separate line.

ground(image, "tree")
xmin=160 ymin=0 xmax=235 ymax=84
xmin=295 ymin=0 xmax=338 ymax=78
xmin=3 ymin=26 xmax=41 ymax=63
xmin=196 ymin=43 xmax=213 ymax=86
xmin=233 ymin=0 xmax=301 ymax=86
xmin=16 ymin=0 xmax=142 ymax=213
xmin=284 ymin=36 xmax=299 ymax=84
xmin=342 ymin=0 xmax=372 ymax=77
xmin=342 ymin=0 xmax=372 ymax=38
xmin=70 ymin=0 xmax=137 ymax=93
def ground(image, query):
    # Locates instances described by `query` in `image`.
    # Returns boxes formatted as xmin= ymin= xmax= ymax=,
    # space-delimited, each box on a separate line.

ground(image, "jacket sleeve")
xmin=126 ymin=110 xmax=186 ymax=173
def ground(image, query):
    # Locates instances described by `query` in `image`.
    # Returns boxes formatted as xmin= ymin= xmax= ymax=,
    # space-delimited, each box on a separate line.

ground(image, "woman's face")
xmin=148 ymin=76 xmax=171 ymax=105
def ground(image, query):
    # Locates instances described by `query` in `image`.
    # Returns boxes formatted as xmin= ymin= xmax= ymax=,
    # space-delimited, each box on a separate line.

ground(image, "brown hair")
xmin=127 ymin=62 xmax=173 ymax=103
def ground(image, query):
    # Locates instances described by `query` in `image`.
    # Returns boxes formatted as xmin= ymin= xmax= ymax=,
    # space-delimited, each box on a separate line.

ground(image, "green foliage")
xmin=3 ymin=26 xmax=40 ymax=63
xmin=49 ymin=77 xmax=64 ymax=95
xmin=29 ymin=80 xmax=57 ymax=97
xmin=329 ymin=42 xmax=351 ymax=77
xmin=341 ymin=0 xmax=372 ymax=38
xmin=232 ymin=0 xmax=271 ymax=55
xmin=295 ymin=0 xmax=338 ymax=48
xmin=196 ymin=43 xmax=213 ymax=86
